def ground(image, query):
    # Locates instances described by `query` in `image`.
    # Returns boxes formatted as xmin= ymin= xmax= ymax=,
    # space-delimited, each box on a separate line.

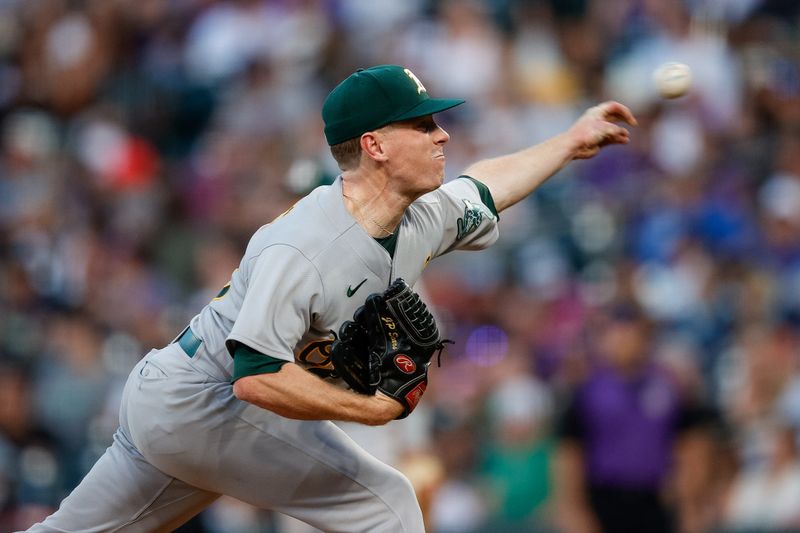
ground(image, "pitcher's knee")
xmin=376 ymin=468 xmax=424 ymax=532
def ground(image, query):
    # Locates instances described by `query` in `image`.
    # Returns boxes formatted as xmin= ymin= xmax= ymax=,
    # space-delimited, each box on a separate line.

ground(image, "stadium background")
xmin=2 ymin=0 xmax=800 ymax=531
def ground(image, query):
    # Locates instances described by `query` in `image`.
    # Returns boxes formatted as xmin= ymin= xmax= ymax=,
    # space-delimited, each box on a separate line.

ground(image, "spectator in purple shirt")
xmin=554 ymin=304 xmax=701 ymax=533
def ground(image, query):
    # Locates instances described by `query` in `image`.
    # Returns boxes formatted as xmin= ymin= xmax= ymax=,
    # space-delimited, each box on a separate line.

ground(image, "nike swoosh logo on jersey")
xmin=347 ymin=279 xmax=368 ymax=297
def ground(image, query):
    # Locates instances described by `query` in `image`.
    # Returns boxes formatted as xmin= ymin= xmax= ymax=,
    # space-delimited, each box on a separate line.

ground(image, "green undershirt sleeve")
xmin=232 ymin=343 xmax=289 ymax=383
xmin=460 ymin=175 xmax=499 ymax=220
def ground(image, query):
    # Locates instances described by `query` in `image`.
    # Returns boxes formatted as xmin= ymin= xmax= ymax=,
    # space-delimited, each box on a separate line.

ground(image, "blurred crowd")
xmin=2 ymin=0 xmax=800 ymax=531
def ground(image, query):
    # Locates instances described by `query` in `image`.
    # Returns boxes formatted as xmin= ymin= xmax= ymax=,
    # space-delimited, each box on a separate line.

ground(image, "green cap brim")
xmin=391 ymin=97 xmax=465 ymax=123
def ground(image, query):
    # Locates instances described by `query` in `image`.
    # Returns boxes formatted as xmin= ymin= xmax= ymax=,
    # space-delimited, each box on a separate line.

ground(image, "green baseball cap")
xmin=322 ymin=65 xmax=465 ymax=146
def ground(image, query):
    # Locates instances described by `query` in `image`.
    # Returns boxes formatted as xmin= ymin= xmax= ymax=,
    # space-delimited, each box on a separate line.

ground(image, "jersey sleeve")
xmin=225 ymin=244 xmax=323 ymax=363
xmin=432 ymin=175 xmax=500 ymax=257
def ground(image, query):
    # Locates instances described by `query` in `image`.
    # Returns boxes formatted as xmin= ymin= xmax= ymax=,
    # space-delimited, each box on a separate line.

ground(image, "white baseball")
xmin=653 ymin=62 xmax=692 ymax=99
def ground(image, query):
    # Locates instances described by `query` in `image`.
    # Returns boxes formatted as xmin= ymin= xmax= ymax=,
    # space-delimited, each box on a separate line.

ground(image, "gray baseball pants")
xmin=21 ymin=343 xmax=424 ymax=532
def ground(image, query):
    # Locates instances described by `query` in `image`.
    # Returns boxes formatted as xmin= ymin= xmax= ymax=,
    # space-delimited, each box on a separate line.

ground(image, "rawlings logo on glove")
xmin=394 ymin=355 xmax=416 ymax=373
xmin=330 ymin=278 xmax=451 ymax=418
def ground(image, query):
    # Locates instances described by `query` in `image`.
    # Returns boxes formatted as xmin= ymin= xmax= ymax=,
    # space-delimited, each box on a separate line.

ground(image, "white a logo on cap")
xmin=404 ymin=68 xmax=426 ymax=94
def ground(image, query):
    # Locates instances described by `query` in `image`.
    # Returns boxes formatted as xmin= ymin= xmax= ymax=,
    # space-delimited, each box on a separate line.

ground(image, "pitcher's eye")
xmin=416 ymin=118 xmax=437 ymax=133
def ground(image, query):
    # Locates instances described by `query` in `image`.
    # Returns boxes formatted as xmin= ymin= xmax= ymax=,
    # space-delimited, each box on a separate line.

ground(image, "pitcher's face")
xmin=380 ymin=115 xmax=451 ymax=195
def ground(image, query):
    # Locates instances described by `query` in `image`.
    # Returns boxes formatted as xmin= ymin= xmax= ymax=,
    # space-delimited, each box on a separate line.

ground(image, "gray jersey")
xmin=22 ymin=176 xmax=499 ymax=533
xmin=192 ymin=175 xmax=498 ymax=380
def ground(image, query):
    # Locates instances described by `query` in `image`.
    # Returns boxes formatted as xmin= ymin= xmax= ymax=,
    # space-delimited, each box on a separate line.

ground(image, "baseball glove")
xmin=330 ymin=278 xmax=450 ymax=418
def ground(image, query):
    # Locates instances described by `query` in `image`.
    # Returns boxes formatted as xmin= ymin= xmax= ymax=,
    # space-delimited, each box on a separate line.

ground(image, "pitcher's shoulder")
xmin=246 ymin=184 xmax=347 ymax=258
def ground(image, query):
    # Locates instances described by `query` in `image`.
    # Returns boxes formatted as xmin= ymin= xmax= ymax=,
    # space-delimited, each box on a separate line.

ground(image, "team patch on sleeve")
xmin=456 ymin=199 xmax=495 ymax=241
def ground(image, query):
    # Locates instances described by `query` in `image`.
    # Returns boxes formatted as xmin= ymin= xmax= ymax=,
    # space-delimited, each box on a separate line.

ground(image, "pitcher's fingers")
xmin=611 ymin=125 xmax=630 ymax=142
xmin=597 ymin=124 xmax=630 ymax=144
xmin=598 ymin=101 xmax=637 ymax=126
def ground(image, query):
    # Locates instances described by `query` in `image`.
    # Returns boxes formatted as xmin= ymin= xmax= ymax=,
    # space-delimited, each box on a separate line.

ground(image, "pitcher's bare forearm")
xmin=465 ymin=101 xmax=636 ymax=213
xmin=233 ymin=363 xmax=404 ymax=425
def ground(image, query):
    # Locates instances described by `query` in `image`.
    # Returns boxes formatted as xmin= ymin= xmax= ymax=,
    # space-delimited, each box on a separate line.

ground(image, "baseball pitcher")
xmin=22 ymin=65 xmax=635 ymax=532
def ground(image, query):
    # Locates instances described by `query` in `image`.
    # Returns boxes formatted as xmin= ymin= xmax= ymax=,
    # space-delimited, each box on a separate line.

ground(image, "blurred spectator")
xmin=553 ymin=304 xmax=711 ymax=533
xmin=31 ymin=313 xmax=110 ymax=487
xmin=0 ymin=361 xmax=60 ymax=532
xmin=479 ymin=367 xmax=555 ymax=531
xmin=429 ymin=413 xmax=488 ymax=533
xmin=723 ymin=419 xmax=800 ymax=531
